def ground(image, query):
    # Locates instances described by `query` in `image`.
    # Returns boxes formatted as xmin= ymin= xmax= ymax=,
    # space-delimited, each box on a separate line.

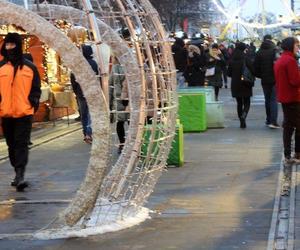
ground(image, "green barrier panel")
xmin=178 ymin=92 xmax=207 ymax=132
xmin=142 ymin=121 xmax=184 ymax=167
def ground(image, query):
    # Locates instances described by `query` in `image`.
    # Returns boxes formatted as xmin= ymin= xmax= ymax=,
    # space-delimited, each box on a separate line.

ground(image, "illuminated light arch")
xmin=0 ymin=0 xmax=177 ymax=239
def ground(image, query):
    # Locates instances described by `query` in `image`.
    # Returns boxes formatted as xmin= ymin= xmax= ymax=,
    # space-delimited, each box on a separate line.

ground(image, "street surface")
xmin=0 ymin=84 xmax=286 ymax=249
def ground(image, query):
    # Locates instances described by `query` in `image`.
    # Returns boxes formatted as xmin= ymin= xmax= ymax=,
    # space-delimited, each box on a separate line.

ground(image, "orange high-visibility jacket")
xmin=0 ymin=59 xmax=41 ymax=118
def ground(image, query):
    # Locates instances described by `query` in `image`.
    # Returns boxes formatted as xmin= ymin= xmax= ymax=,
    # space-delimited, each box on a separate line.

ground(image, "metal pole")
xmin=291 ymin=0 xmax=295 ymax=11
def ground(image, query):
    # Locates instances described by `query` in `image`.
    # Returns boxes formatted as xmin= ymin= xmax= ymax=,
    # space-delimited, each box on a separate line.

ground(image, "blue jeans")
xmin=176 ymin=72 xmax=186 ymax=88
xmin=78 ymin=97 xmax=92 ymax=136
xmin=262 ymin=84 xmax=278 ymax=125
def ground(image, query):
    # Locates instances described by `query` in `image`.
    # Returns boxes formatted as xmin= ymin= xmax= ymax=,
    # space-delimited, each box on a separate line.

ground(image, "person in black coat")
xmin=172 ymin=38 xmax=188 ymax=88
xmin=71 ymin=45 xmax=99 ymax=143
xmin=228 ymin=42 xmax=255 ymax=128
xmin=184 ymin=44 xmax=207 ymax=86
xmin=254 ymin=34 xmax=279 ymax=128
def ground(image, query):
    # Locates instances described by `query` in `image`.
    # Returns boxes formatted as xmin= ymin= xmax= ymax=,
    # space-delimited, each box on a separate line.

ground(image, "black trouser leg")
xmin=283 ymin=125 xmax=294 ymax=158
xmin=2 ymin=116 xmax=32 ymax=173
xmin=295 ymin=133 xmax=300 ymax=154
xmin=2 ymin=118 xmax=16 ymax=168
xmin=236 ymin=97 xmax=243 ymax=119
xmin=214 ymin=86 xmax=220 ymax=101
xmin=282 ymin=103 xmax=300 ymax=158
xmin=116 ymin=121 xmax=125 ymax=144
xmin=262 ymin=84 xmax=271 ymax=124
xmin=243 ymin=97 xmax=251 ymax=118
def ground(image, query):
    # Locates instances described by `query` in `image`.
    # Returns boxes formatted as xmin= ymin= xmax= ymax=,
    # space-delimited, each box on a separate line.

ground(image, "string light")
xmin=212 ymin=0 xmax=297 ymax=29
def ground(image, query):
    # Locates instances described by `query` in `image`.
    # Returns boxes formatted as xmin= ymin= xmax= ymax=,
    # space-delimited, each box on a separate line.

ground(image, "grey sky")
xmin=220 ymin=0 xmax=296 ymax=17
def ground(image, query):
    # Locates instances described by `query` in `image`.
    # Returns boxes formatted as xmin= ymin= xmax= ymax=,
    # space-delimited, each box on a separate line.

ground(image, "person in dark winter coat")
xmin=254 ymin=34 xmax=279 ymax=129
xmin=274 ymin=37 xmax=300 ymax=164
xmin=219 ymin=44 xmax=229 ymax=88
xmin=172 ymin=38 xmax=188 ymax=88
xmin=207 ymin=43 xmax=226 ymax=101
xmin=0 ymin=33 xmax=41 ymax=191
xmin=109 ymin=56 xmax=129 ymax=154
xmin=228 ymin=42 xmax=255 ymax=128
xmin=246 ymin=42 xmax=256 ymax=63
xmin=184 ymin=44 xmax=207 ymax=86
xmin=71 ymin=45 xmax=99 ymax=144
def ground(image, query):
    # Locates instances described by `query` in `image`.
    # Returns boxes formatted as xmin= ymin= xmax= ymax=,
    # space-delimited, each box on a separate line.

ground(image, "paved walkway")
xmin=0 ymin=86 xmax=284 ymax=250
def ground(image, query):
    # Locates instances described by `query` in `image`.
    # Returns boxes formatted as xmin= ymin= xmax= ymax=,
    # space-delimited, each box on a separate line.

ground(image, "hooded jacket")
xmin=274 ymin=51 xmax=300 ymax=103
xmin=71 ymin=45 xmax=99 ymax=99
xmin=0 ymin=33 xmax=41 ymax=118
xmin=254 ymin=40 xmax=276 ymax=85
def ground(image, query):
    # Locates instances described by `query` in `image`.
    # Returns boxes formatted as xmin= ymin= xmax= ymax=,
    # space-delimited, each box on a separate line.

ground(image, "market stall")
xmin=0 ymin=23 xmax=95 ymax=132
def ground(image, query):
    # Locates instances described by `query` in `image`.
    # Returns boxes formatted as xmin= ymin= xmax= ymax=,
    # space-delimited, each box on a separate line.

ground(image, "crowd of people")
xmin=172 ymin=33 xmax=300 ymax=165
xmin=172 ymin=34 xmax=282 ymax=129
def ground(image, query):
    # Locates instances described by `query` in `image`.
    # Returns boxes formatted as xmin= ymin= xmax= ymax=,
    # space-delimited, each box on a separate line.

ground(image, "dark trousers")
xmin=214 ymin=86 xmax=220 ymax=101
xmin=236 ymin=97 xmax=251 ymax=119
xmin=281 ymin=103 xmax=300 ymax=158
xmin=1 ymin=115 xmax=32 ymax=171
xmin=222 ymin=67 xmax=228 ymax=85
xmin=77 ymin=96 xmax=92 ymax=137
xmin=117 ymin=121 xmax=126 ymax=144
xmin=262 ymin=84 xmax=278 ymax=125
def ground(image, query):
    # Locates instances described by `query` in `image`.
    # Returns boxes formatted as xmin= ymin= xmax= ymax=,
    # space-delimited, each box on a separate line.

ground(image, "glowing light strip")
xmin=212 ymin=0 xmax=296 ymax=29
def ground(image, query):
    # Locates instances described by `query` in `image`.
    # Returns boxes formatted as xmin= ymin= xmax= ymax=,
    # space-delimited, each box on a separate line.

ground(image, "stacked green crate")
xmin=141 ymin=121 xmax=184 ymax=167
xmin=178 ymin=87 xmax=215 ymax=102
xmin=178 ymin=91 xmax=207 ymax=132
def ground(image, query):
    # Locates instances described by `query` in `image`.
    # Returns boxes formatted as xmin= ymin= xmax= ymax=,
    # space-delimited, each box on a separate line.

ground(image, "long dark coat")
xmin=228 ymin=51 xmax=255 ymax=98
xmin=206 ymin=55 xmax=225 ymax=87
xmin=184 ymin=52 xmax=207 ymax=86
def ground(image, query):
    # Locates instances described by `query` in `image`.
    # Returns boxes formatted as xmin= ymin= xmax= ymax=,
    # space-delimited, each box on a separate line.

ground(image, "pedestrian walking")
xmin=109 ymin=56 xmax=129 ymax=154
xmin=184 ymin=44 xmax=207 ymax=87
xmin=71 ymin=44 xmax=99 ymax=144
xmin=0 ymin=33 xmax=41 ymax=191
xmin=274 ymin=37 xmax=300 ymax=164
xmin=219 ymin=43 xmax=229 ymax=88
xmin=206 ymin=43 xmax=226 ymax=101
xmin=172 ymin=38 xmax=188 ymax=88
xmin=254 ymin=34 xmax=280 ymax=129
xmin=227 ymin=42 xmax=255 ymax=129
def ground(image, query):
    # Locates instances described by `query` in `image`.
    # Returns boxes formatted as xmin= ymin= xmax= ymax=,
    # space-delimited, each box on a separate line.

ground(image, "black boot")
xmin=15 ymin=168 xmax=28 ymax=192
xmin=11 ymin=168 xmax=17 ymax=186
xmin=240 ymin=118 xmax=246 ymax=129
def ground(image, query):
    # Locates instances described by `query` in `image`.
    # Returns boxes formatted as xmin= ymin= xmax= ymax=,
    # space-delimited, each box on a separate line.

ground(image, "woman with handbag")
xmin=206 ymin=43 xmax=226 ymax=101
xmin=228 ymin=42 xmax=255 ymax=128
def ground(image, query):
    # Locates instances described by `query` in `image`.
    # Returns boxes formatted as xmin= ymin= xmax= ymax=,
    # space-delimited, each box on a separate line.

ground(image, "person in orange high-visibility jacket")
xmin=0 ymin=33 xmax=41 ymax=191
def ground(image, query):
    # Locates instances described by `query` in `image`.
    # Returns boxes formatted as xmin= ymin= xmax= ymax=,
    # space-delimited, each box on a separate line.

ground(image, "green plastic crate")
xmin=178 ymin=92 xmax=207 ymax=132
xmin=178 ymin=87 xmax=215 ymax=102
xmin=167 ymin=122 xmax=184 ymax=166
xmin=141 ymin=121 xmax=184 ymax=167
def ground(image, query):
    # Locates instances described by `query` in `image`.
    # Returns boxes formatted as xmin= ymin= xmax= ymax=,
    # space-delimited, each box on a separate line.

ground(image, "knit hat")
xmin=1 ymin=33 xmax=23 ymax=64
xmin=263 ymin=34 xmax=272 ymax=41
